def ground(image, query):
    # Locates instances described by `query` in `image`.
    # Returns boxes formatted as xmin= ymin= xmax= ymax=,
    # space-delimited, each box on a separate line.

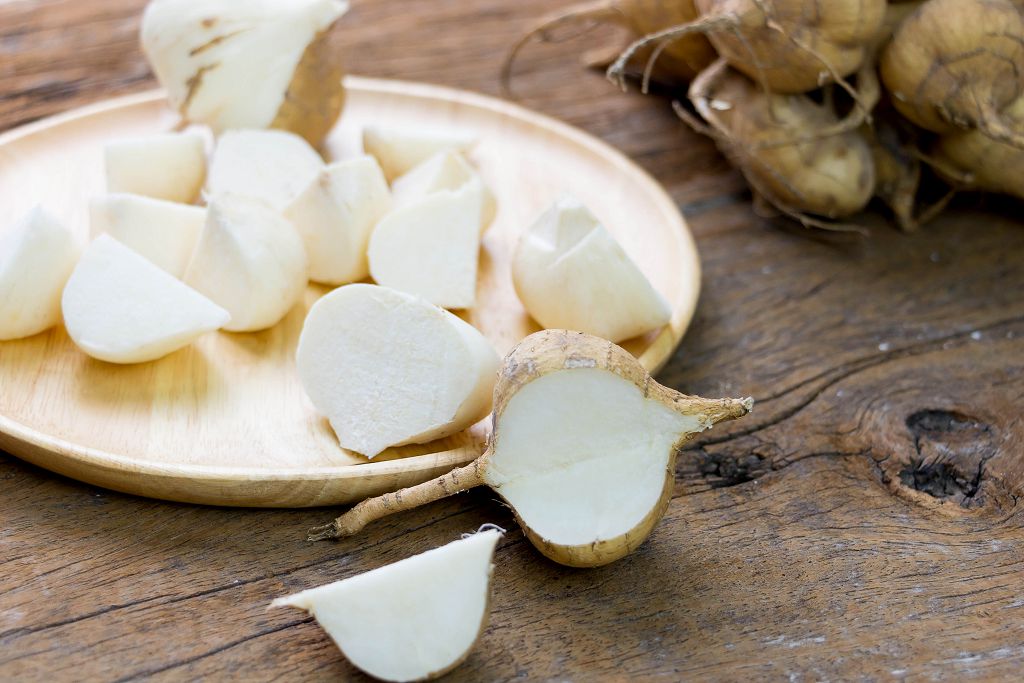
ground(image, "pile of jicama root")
xmin=507 ymin=0 xmax=1024 ymax=232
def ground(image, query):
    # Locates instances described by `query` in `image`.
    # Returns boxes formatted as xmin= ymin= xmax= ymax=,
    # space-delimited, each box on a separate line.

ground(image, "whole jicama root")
xmin=609 ymin=0 xmax=887 ymax=95
xmin=679 ymin=59 xmax=875 ymax=229
xmin=881 ymin=0 xmax=1024 ymax=149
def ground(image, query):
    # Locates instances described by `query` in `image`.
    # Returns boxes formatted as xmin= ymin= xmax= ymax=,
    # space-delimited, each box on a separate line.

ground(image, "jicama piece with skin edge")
xmin=363 ymin=125 xmax=476 ymax=181
xmin=273 ymin=528 xmax=501 ymax=683
xmin=391 ymin=150 xmax=496 ymax=232
xmin=368 ymin=185 xmax=485 ymax=309
xmin=295 ymin=284 xmax=499 ymax=459
xmin=104 ymin=132 xmax=206 ymax=204
xmin=62 ymin=235 xmax=229 ymax=363
xmin=89 ymin=193 xmax=205 ymax=278
xmin=0 ymin=207 xmax=80 ymax=340
xmin=511 ymin=196 xmax=670 ymax=342
xmin=206 ymin=130 xmax=324 ymax=212
xmin=184 ymin=195 xmax=307 ymax=333
xmin=284 ymin=156 xmax=391 ymax=285
xmin=310 ymin=330 xmax=752 ymax=568
xmin=141 ymin=0 xmax=348 ymax=146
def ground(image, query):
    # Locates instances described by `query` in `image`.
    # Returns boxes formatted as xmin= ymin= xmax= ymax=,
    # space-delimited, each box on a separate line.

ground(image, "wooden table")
xmin=3 ymin=1 xmax=1023 ymax=680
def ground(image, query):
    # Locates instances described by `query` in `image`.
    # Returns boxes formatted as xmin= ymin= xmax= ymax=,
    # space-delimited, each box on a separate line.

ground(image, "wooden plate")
xmin=0 ymin=77 xmax=700 ymax=507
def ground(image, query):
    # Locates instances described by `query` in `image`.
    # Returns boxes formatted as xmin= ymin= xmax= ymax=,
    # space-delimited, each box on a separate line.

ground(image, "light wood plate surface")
xmin=0 ymin=77 xmax=700 ymax=507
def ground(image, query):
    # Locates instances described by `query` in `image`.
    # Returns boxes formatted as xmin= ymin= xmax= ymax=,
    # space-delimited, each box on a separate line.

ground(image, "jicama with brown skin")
xmin=881 ymin=0 xmax=1024 ymax=149
xmin=677 ymin=59 xmax=876 ymax=230
xmin=309 ymin=330 xmax=752 ymax=568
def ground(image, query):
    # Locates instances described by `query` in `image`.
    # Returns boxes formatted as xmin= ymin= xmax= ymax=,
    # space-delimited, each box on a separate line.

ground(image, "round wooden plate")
xmin=0 ymin=77 xmax=700 ymax=507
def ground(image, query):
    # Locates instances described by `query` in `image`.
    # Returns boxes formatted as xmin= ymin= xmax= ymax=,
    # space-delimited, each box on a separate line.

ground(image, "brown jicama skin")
xmin=309 ymin=329 xmax=751 ymax=568
xmin=881 ymin=0 xmax=1024 ymax=149
xmin=609 ymin=0 xmax=886 ymax=95
xmin=680 ymin=59 xmax=875 ymax=229
xmin=932 ymin=96 xmax=1024 ymax=199
xmin=503 ymin=0 xmax=716 ymax=92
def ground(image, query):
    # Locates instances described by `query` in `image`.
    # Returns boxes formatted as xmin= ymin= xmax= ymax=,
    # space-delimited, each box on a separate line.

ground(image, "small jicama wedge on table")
xmin=0 ymin=207 xmax=80 ymax=340
xmin=62 ymin=235 xmax=229 ymax=363
xmin=104 ymin=132 xmax=206 ymax=204
xmin=273 ymin=528 xmax=501 ymax=683
xmin=512 ymin=196 xmax=671 ymax=342
xmin=89 ymin=193 xmax=205 ymax=278
xmin=284 ymin=156 xmax=391 ymax=285
xmin=141 ymin=0 xmax=349 ymax=146
xmin=363 ymin=124 xmax=476 ymax=181
xmin=206 ymin=130 xmax=324 ymax=212
xmin=184 ymin=195 xmax=307 ymax=333
xmin=391 ymin=150 xmax=496 ymax=231
xmin=296 ymin=284 xmax=499 ymax=459
xmin=310 ymin=330 xmax=752 ymax=568
xmin=368 ymin=183 xmax=486 ymax=310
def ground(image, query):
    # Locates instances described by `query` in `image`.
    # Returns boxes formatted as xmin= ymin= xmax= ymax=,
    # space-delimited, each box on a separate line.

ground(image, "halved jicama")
xmin=363 ymin=125 xmax=476 ymax=181
xmin=273 ymin=529 xmax=501 ymax=682
xmin=89 ymin=193 xmax=205 ymax=278
xmin=296 ymin=284 xmax=499 ymax=458
xmin=0 ymin=207 xmax=80 ymax=340
xmin=104 ymin=132 xmax=206 ymax=204
xmin=62 ymin=235 xmax=229 ymax=363
xmin=368 ymin=186 xmax=484 ymax=309
xmin=312 ymin=330 xmax=752 ymax=567
xmin=206 ymin=129 xmax=324 ymax=211
xmin=284 ymin=156 xmax=391 ymax=285
xmin=391 ymin=150 xmax=496 ymax=231
xmin=184 ymin=195 xmax=307 ymax=332
xmin=141 ymin=0 xmax=348 ymax=146
xmin=512 ymin=196 xmax=671 ymax=342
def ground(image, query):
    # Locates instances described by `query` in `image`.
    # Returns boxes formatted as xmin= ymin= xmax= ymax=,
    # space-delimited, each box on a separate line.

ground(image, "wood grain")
xmin=0 ymin=82 xmax=697 ymax=507
xmin=2 ymin=0 xmax=1023 ymax=681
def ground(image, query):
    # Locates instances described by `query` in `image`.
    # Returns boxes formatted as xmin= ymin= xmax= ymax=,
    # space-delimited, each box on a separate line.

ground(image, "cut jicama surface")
xmin=363 ymin=124 xmax=475 ymax=181
xmin=104 ymin=131 xmax=206 ymax=204
xmin=390 ymin=150 xmax=495 ymax=231
xmin=0 ymin=207 xmax=80 ymax=340
xmin=62 ymin=235 xmax=229 ymax=363
xmin=295 ymin=284 xmax=499 ymax=458
xmin=89 ymin=193 xmax=205 ymax=278
xmin=273 ymin=529 xmax=501 ymax=682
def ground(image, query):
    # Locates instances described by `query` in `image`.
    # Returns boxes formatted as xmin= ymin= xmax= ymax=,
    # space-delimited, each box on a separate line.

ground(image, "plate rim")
xmin=0 ymin=76 xmax=700 ymax=496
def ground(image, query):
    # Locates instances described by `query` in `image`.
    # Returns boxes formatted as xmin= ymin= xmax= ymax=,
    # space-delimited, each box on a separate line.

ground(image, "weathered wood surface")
xmin=2 ymin=1 xmax=1023 ymax=681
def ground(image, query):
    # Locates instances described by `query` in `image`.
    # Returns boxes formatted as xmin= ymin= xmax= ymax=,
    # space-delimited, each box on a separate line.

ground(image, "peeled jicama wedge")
xmin=62 ymin=235 xmax=229 ymax=363
xmin=273 ymin=528 xmax=501 ymax=682
xmin=89 ymin=193 xmax=205 ymax=278
xmin=104 ymin=132 xmax=206 ymax=204
xmin=296 ymin=284 xmax=499 ymax=458
xmin=0 ymin=207 xmax=80 ymax=340
xmin=206 ymin=129 xmax=324 ymax=212
xmin=184 ymin=195 xmax=307 ymax=332
xmin=391 ymin=150 xmax=496 ymax=232
xmin=283 ymin=156 xmax=391 ymax=285
xmin=363 ymin=125 xmax=476 ymax=181
xmin=512 ymin=196 xmax=671 ymax=343
xmin=368 ymin=186 xmax=484 ymax=309
xmin=141 ymin=0 xmax=349 ymax=145
xmin=311 ymin=330 xmax=752 ymax=567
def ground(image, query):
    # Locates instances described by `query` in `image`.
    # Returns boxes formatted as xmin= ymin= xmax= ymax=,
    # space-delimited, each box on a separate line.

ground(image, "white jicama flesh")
xmin=312 ymin=330 xmax=752 ymax=568
xmin=391 ymin=150 xmax=496 ymax=232
xmin=141 ymin=0 xmax=348 ymax=145
xmin=284 ymin=156 xmax=391 ymax=285
xmin=296 ymin=284 xmax=499 ymax=458
xmin=368 ymin=186 xmax=484 ymax=309
xmin=512 ymin=196 xmax=671 ymax=342
xmin=273 ymin=529 xmax=501 ymax=682
xmin=184 ymin=195 xmax=307 ymax=332
xmin=62 ymin=235 xmax=229 ymax=363
xmin=206 ymin=130 xmax=324 ymax=212
xmin=89 ymin=193 xmax=205 ymax=278
xmin=363 ymin=125 xmax=476 ymax=181
xmin=0 ymin=207 xmax=80 ymax=340
xmin=104 ymin=132 xmax=206 ymax=204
